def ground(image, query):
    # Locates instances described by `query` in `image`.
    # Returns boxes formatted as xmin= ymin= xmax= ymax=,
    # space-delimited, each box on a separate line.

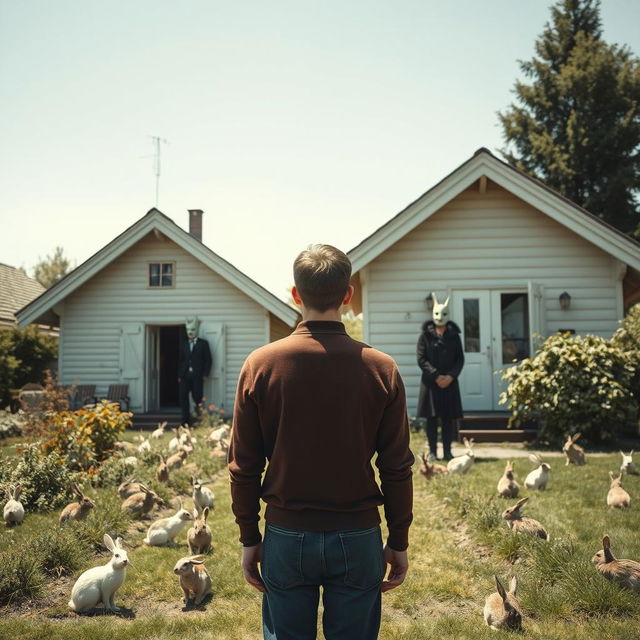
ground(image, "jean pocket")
xmin=339 ymin=526 xmax=385 ymax=590
xmin=262 ymin=524 xmax=305 ymax=589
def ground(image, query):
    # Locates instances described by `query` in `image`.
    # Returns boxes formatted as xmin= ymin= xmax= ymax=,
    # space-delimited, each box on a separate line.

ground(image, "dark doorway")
xmin=159 ymin=325 xmax=184 ymax=407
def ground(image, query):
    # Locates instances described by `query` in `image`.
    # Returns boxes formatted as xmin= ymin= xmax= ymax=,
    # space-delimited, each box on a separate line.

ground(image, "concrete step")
xmin=458 ymin=428 xmax=538 ymax=443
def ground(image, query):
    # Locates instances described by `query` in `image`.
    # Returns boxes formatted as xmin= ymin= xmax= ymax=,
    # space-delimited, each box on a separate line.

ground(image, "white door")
xmin=202 ymin=322 xmax=226 ymax=412
xmin=145 ymin=326 xmax=159 ymax=412
xmin=452 ymin=291 xmax=493 ymax=411
xmin=120 ymin=323 xmax=145 ymax=412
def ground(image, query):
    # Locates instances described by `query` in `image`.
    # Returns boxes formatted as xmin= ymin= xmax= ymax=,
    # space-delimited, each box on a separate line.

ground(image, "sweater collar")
xmin=294 ymin=320 xmax=347 ymax=335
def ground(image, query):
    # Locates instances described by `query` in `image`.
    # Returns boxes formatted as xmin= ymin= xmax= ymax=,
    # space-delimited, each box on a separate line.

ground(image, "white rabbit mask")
xmin=185 ymin=317 xmax=200 ymax=340
xmin=431 ymin=293 xmax=450 ymax=327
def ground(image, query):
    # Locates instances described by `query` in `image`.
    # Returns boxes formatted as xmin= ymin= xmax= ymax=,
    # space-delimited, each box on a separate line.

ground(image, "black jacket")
xmin=178 ymin=337 xmax=212 ymax=379
xmin=416 ymin=321 xmax=464 ymax=418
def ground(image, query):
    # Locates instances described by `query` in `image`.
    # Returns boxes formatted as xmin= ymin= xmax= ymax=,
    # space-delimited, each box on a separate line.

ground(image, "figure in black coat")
xmin=416 ymin=296 xmax=464 ymax=461
xmin=179 ymin=318 xmax=212 ymax=426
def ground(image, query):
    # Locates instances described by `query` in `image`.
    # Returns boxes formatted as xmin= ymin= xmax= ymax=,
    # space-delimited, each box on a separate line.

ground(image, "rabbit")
xmin=174 ymin=555 xmax=212 ymax=606
xmin=121 ymin=484 xmax=164 ymax=518
xmin=3 ymin=485 xmax=25 ymax=526
xmin=117 ymin=477 xmax=145 ymax=499
xmin=187 ymin=506 xmax=212 ymax=554
xmin=210 ymin=438 xmax=230 ymax=459
xmin=562 ymin=432 xmax=585 ymax=466
xmin=123 ymin=456 xmax=139 ymax=468
xmin=483 ymin=575 xmax=523 ymax=631
xmin=166 ymin=448 xmax=188 ymax=470
xmin=607 ymin=472 xmax=631 ymax=509
xmin=524 ymin=453 xmax=551 ymax=491
xmin=620 ymin=450 xmax=637 ymax=475
xmin=151 ymin=421 xmax=168 ymax=439
xmin=137 ymin=436 xmax=151 ymax=454
xmin=502 ymin=497 xmax=548 ymax=540
xmin=156 ymin=454 xmax=170 ymax=482
xmin=191 ymin=477 xmax=215 ymax=516
xmin=114 ymin=440 xmax=139 ymax=455
xmin=418 ymin=452 xmax=447 ymax=480
xmin=143 ymin=501 xmax=193 ymax=546
xmin=207 ymin=424 xmax=231 ymax=448
xmin=497 ymin=461 xmax=520 ymax=499
xmin=446 ymin=437 xmax=475 ymax=474
xmin=59 ymin=483 xmax=95 ymax=524
xmin=592 ymin=535 xmax=640 ymax=590
xmin=68 ymin=534 xmax=131 ymax=613
xmin=168 ymin=427 xmax=182 ymax=452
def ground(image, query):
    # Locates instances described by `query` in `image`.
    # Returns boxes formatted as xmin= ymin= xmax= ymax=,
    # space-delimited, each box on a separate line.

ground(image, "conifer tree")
xmin=499 ymin=0 xmax=640 ymax=233
xmin=33 ymin=246 xmax=71 ymax=289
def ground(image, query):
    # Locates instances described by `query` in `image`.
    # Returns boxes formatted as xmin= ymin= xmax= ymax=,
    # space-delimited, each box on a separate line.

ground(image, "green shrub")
xmin=74 ymin=491 xmax=131 ymax=551
xmin=612 ymin=302 xmax=640 ymax=419
xmin=0 ymin=548 xmax=45 ymax=606
xmin=32 ymin=528 xmax=91 ymax=577
xmin=0 ymin=408 xmax=24 ymax=439
xmin=0 ymin=443 xmax=77 ymax=511
xmin=500 ymin=333 xmax=636 ymax=444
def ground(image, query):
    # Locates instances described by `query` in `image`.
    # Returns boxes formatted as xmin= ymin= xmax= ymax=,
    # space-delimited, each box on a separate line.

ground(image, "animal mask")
xmin=432 ymin=293 xmax=450 ymax=327
xmin=185 ymin=317 xmax=200 ymax=340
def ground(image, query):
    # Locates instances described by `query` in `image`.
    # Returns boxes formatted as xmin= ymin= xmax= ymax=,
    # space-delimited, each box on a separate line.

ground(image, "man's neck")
xmin=301 ymin=308 xmax=342 ymax=323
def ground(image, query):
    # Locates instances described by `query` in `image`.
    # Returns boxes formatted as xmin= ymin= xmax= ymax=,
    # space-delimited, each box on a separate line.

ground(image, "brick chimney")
xmin=188 ymin=209 xmax=203 ymax=242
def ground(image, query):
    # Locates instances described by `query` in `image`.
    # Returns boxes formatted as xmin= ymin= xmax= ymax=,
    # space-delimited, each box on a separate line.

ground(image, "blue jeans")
xmin=261 ymin=523 xmax=385 ymax=640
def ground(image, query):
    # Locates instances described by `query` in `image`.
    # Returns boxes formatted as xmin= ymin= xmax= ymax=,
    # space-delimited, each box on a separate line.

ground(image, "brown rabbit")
xmin=562 ymin=432 xmax=585 ymax=466
xmin=121 ymin=484 xmax=164 ymax=518
xmin=418 ymin=452 xmax=447 ymax=480
xmin=502 ymin=497 xmax=548 ymax=540
xmin=187 ymin=506 xmax=212 ymax=554
xmin=174 ymin=555 xmax=212 ymax=606
xmin=483 ymin=575 xmax=523 ymax=631
xmin=117 ymin=477 xmax=145 ymax=499
xmin=166 ymin=448 xmax=188 ymax=470
xmin=592 ymin=535 xmax=640 ymax=590
xmin=606 ymin=472 xmax=631 ymax=509
xmin=156 ymin=454 xmax=170 ymax=482
xmin=497 ymin=461 xmax=520 ymax=498
xmin=59 ymin=483 xmax=95 ymax=524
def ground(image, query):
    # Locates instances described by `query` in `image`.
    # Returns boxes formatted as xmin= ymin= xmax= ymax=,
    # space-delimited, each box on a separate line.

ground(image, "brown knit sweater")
xmin=228 ymin=320 xmax=414 ymax=551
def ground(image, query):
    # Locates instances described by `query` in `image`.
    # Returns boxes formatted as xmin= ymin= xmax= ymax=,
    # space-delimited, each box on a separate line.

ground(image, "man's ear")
xmin=342 ymin=285 xmax=355 ymax=306
xmin=291 ymin=286 xmax=303 ymax=307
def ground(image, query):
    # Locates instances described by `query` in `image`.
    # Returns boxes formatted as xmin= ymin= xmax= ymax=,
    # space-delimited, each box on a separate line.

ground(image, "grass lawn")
xmin=1 ymin=430 xmax=639 ymax=639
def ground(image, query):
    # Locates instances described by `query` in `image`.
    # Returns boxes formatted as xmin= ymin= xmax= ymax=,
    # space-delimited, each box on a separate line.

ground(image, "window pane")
xmin=149 ymin=263 xmax=160 ymax=287
xmin=161 ymin=263 xmax=173 ymax=286
xmin=501 ymin=293 xmax=530 ymax=364
xmin=463 ymin=299 xmax=480 ymax=352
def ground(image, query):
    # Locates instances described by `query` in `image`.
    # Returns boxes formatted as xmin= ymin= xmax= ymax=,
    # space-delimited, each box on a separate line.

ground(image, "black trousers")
xmin=426 ymin=416 xmax=455 ymax=458
xmin=179 ymin=373 xmax=204 ymax=426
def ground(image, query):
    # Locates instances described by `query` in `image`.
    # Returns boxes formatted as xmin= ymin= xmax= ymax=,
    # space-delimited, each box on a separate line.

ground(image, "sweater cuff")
xmin=387 ymin=528 xmax=409 ymax=552
xmin=239 ymin=526 xmax=262 ymax=547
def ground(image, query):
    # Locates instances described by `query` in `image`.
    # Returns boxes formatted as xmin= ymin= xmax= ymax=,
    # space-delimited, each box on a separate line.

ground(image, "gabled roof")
xmin=0 ymin=264 xmax=45 ymax=325
xmin=348 ymin=148 xmax=640 ymax=273
xmin=16 ymin=208 xmax=299 ymax=328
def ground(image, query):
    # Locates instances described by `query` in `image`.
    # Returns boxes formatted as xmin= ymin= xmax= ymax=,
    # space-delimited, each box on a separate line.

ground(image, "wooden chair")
xmin=104 ymin=384 xmax=130 ymax=411
xmin=70 ymin=384 xmax=97 ymax=409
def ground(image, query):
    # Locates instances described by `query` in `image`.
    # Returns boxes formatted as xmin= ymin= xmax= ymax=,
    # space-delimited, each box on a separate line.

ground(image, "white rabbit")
xmin=151 ymin=421 xmax=168 ymax=439
xmin=620 ymin=450 xmax=637 ymax=475
xmin=168 ymin=427 xmax=183 ymax=452
xmin=191 ymin=477 xmax=215 ymax=516
xmin=524 ymin=454 xmax=551 ymax=490
xmin=68 ymin=534 xmax=131 ymax=613
xmin=137 ymin=437 xmax=151 ymax=454
xmin=3 ymin=485 xmax=25 ymax=526
xmin=447 ymin=437 xmax=475 ymax=474
xmin=207 ymin=424 xmax=230 ymax=448
xmin=144 ymin=501 xmax=193 ymax=546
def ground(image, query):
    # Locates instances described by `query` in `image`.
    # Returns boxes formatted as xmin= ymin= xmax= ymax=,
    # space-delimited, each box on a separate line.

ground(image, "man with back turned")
xmin=229 ymin=244 xmax=414 ymax=640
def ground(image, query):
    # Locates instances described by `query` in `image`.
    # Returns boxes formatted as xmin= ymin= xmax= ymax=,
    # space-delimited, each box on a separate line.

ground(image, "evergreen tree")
xmin=32 ymin=246 xmax=71 ymax=289
xmin=499 ymin=0 xmax=640 ymax=232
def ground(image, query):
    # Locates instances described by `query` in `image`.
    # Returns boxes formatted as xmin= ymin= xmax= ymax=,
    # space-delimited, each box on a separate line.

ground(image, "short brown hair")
xmin=293 ymin=245 xmax=352 ymax=312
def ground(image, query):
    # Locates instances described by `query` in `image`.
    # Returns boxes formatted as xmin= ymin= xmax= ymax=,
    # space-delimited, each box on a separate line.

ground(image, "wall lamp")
xmin=559 ymin=291 xmax=571 ymax=311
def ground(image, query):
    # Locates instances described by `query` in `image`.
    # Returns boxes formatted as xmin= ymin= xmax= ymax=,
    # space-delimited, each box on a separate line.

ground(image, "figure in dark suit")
xmin=179 ymin=318 xmax=212 ymax=426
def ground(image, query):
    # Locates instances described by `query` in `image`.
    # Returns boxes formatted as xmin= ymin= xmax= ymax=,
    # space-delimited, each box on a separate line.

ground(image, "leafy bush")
xmin=194 ymin=401 xmax=226 ymax=429
xmin=74 ymin=492 xmax=131 ymax=551
xmin=41 ymin=401 xmax=132 ymax=470
xmin=0 ymin=327 xmax=58 ymax=408
xmin=0 ymin=408 xmax=25 ymax=439
xmin=612 ymin=302 xmax=640 ymax=418
xmin=32 ymin=528 xmax=91 ymax=577
xmin=0 ymin=548 xmax=45 ymax=606
xmin=499 ymin=333 xmax=636 ymax=444
xmin=0 ymin=443 xmax=77 ymax=511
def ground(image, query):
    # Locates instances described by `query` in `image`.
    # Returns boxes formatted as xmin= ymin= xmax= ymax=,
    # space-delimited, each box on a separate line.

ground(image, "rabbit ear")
xmin=509 ymin=576 xmax=518 ymax=595
xmin=494 ymin=576 xmax=507 ymax=601
xmin=432 ymin=292 xmax=440 ymax=307
xmin=572 ymin=433 xmax=581 ymax=442
xmin=115 ymin=536 xmax=125 ymax=549
xmin=514 ymin=497 xmax=529 ymax=509
xmin=190 ymin=555 xmax=205 ymax=564
xmin=602 ymin=535 xmax=611 ymax=549
xmin=609 ymin=471 xmax=614 ymax=479
xmin=104 ymin=534 xmax=115 ymax=552
xmin=528 ymin=453 xmax=540 ymax=465
xmin=631 ymin=450 xmax=635 ymax=456
xmin=620 ymin=450 xmax=625 ymax=457
xmin=6 ymin=487 xmax=12 ymax=500
xmin=71 ymin=483 xmax=83 ymax=497
xmin=192 ymin=508 xmax=198 ymax=519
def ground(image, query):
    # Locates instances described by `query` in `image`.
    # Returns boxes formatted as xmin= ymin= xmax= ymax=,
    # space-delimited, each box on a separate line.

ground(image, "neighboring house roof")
xmin=16 ymin=208 xmax=299 ymax=328
xmin=0 ymin=263 xmax=46 ymax=326
xmin=348 ymin=147 xmax=640 ymax=273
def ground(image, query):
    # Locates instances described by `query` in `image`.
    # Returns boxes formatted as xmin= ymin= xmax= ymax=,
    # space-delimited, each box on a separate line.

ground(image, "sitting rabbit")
xmin=188 ymin=507 xmax=212 ymax=555
xmin=562 ymin=432 xmax=585 ymax=466
xmin=606 ymin=472 xmax=631 ymax=509
xmin=418 ymin=452 xmax=448 ymax=481
xmin=620 ymin=450 xmax=637 ymax=475
xmin=174 ymin=555 xmax=212 ymax=606
xmin=144 ymin=501 xmax=193 ymax=546
xmin=592 ymin=535 xmax=640 ymax=591
xmin=3 ymin=485 xmax=25 ymax=526
xmin=524 ymin=454 xmax=551 ymax=491
xmin=483 ymin=575 xmax=523 ymax=631
xmin=59 ymin=483 xmax=95 ymax=525
xmin=502 ymin=497 xmax=548 ymax=540
xmin=191 ymin=477 xmax=215 ymax=516
xmin=446 ymin=437 xmax=475 ymax=474
xmin=497 ymin=461 xmax=519 ymax=499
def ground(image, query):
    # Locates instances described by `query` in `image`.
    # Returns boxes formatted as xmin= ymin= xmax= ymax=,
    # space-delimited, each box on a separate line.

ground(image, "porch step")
xmin=458 ymin=428 xmax=538 ymax=443
xmin=130 ymin=411 xmax=182 ymax=431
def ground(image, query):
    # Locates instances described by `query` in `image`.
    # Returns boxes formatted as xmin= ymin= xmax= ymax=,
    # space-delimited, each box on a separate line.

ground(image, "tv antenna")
xmin=150 ymin=136 xmax=168 ymax=206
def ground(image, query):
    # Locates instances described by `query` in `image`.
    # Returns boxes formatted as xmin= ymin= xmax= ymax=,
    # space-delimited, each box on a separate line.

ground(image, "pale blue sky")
xmin=1 ymin=1 xmax=639 ymax=300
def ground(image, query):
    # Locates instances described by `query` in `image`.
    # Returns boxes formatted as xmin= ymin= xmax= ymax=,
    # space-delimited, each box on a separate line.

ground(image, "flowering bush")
xmin=500 ymin=332 xmax=636 ymax=444
xmin=194 ymin=399 xmax=226 ymax=429
xmin=41 ymin=401 xmax=132 ymax=470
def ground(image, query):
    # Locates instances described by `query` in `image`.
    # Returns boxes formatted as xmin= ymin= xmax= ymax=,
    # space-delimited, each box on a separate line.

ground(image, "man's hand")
xmin=241 ymin=543 xmax=265 ymax=593
xmin=436 ymin=374 xmax=454 ymax=389
xmin=381 ymin=544 xmax=408 ymax=593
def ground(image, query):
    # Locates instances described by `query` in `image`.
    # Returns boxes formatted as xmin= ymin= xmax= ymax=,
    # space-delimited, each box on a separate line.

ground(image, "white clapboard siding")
xmin=60 ymin=233 xmax=267 ymax=411
xmin=364 ymin=182 xmax=621 ymax=414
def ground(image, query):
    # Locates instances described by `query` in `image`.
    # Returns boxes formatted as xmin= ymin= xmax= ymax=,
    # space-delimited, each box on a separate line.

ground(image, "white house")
xmin=16 ymin=209 xmax=298 ymax=414
xmin=348 ymin=148 xmax=640 ymax=416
